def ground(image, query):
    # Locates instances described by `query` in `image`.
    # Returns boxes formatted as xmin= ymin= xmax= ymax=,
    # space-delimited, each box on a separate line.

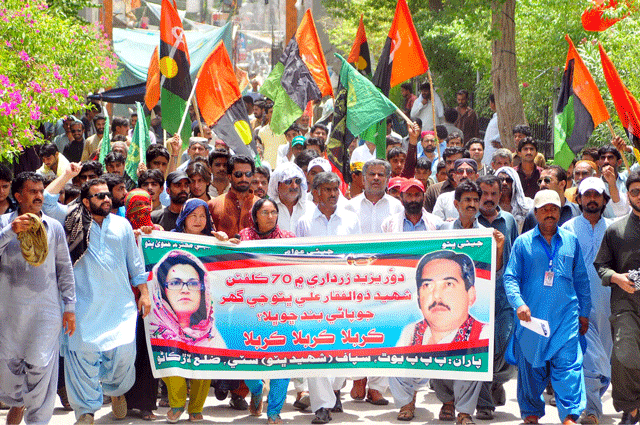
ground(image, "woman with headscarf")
xmin=239 ymin=198 xmax=294 ymax=424
xmin=123 ymin=189 xmax=162 ymax=420
xmin=151 ymin=199 xmax=226 ymax=423
xmin=495 ymin=166 xmax=534 ymax=232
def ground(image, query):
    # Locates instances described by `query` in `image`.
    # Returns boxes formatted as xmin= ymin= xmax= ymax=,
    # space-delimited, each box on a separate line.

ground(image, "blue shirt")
xmin=477 ymin=209 xmax=519 ymax=279
xmin=43 ymin=191 xmax=147 ymax=352
xmin=503 ymin=225 xmax=591 ymax=368
xmin=402 ymin=216 xmax=428 ymax=232
xmin=521 ymin=201 xmax=581 ymax=233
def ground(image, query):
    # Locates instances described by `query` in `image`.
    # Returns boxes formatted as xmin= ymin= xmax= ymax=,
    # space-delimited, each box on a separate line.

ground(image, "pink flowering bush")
xmin=0 ymin=0 xmax=119 ymax=162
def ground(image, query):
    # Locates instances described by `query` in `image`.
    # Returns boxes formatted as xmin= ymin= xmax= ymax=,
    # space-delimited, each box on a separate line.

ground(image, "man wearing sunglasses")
xmin=433 ymin=158 xmax=479 ymax=221
xmin=208 ymin=155 xmax=259 ymax=239
xmin=521 ymin=166 xmax=581 ymax=233
xmin=41 ymin=162 xmax=150 ymax=425
xmin=267 ymin=162 xmax=309 ymax=233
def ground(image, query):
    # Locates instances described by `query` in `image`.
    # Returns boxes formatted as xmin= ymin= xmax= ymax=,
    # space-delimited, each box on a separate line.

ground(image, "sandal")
xmin=397 ymin=393 xmax=416 ymax=422
xmin=250 ymin=391 xmax=264 ymax=416
xmin=524 ymin=415 xmax=539 ymax=424
xmin=439 ymin=402 xmax=456 ymax=421
xmin=140 ymin=410 xmax=157 ymax=421
xmin=457 ymin=412 xmax=476 ymax=424
xmin=166 ymin=407 xmax=185 ymax=424
xmin=268 ymin=414 xmax=283 ymax=424
xmin=189 ymin=412 xmax=204 ymax=422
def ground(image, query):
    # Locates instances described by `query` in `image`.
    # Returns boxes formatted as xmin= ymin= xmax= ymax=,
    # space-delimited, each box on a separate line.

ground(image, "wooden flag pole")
xmin=395 ymin=107 xmax=414 ymax=128
xmin=606 ymin=119 xmax=631 ymax=170
xmin=176 ymin=77 xmax=199 ymax=146
xmin=427 ymin=70 xmax=440 ymax=158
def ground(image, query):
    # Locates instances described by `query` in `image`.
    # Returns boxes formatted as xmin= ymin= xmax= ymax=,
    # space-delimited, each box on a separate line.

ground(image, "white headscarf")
xmin=267 ymin=162 xmax=308 ymax=201
xmin=494 ymin=166 xmax=534 ymax=224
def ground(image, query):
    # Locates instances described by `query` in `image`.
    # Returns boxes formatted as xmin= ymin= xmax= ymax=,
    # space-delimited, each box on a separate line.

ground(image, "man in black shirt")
xmin=151 ymin=171 xmax=190 ymax=231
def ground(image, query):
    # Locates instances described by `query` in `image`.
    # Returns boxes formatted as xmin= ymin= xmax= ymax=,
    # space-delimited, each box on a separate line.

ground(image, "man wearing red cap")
xmin=381 ymin=179 xmax=443 ymax=233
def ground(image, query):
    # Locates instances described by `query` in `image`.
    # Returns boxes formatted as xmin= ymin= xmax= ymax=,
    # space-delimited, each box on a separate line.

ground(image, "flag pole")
xmin=176 ymin=77 xmax=199 ymax=143
xmin=192 ymin=93 xmax=205 ymax=137
xmin=395 ymin=107 xmax=414 ymax=128
xmin=606 ymin=119 xmax=631 ymax=170
xmin=427 ymin=70 xmax=440 ymax=158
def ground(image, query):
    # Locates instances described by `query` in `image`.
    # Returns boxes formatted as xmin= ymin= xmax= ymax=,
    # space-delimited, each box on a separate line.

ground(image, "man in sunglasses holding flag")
xmin=41 ymin=162 xmax=150 ymax=425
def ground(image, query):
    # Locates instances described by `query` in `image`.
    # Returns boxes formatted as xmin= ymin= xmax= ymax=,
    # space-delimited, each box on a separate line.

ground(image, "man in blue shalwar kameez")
xmin=504 ymin=190 xmax=591 ymax=425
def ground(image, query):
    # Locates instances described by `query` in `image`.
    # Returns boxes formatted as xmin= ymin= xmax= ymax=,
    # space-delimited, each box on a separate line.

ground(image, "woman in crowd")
xmin=239 ymin=198 xmax=295 ymax=424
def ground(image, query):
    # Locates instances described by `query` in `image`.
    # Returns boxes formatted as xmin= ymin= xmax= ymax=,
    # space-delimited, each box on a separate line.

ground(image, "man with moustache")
xmin=151 ymin=171 xmax=190 ymax=232
xmin=268 ymin=162 xmax=309 ymax=233
xmin=433 ymin=159 xmax=478 ymax=221
xmin=504 ymin=190 xmax=590 ymax=425
xmin=42 ymin=163 xmax=150 ymax=425
xmin=209 ymin=155 xmax=259 ymax=238
xmin=514 ymin=137 xmax=542 ymax=199
xmin=296 ymin=172 xmax=361 ymax=424
xmin=594 ymin=170 xmax=640 ymax=425
xmin=475 ymin=174 xmax=519 ymax=419
xmin=562 ymin=178 xmax=612 ymax=425
xmin=0 ymin=172 xmax=76 ymax=425
xmin=392 ymin=249 xmax=490 ymax=423
xmin=435 ymin=180 xmax=505 ymax=424
xmin=349 ymin=159 xmax=403 ymax=234
xmin=424 ymin=146 xmax=468 ymax=212
xmin=102 ymin=173 xmax=128 ymax=216
xmin=82 ymin=114 xmax=106 ymax=161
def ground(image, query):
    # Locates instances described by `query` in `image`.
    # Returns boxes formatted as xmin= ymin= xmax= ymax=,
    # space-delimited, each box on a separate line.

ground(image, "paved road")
xmin=1 ymin=377 xmax=622 ymax=424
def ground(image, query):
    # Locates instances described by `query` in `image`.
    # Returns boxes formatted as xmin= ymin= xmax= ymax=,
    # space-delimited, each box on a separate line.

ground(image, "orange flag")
xmin=145 ymin=46 xmax=160 ymax=111
xmin=196 ymin=42 xmax=255 ymax=157
xmin=599 ymin=42 xmax=640 ymax=144
xmin=372 ymin=0 xmax=429 ymax=95
xmin=295 ymin=9 xmax=333 ymax=98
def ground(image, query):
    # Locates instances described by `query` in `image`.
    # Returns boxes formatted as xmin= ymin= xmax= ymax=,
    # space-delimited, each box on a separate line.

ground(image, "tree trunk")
xmin=491 ymin=0 xmax=526 ymax=152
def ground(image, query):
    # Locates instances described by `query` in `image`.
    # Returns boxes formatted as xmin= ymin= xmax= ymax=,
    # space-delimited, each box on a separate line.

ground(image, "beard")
xmin=630 ymin=198 xmax=640 ymax=214
xmin=233 ymin=182 xmax=251 ymax=193
xmin=423 ymin=145 xmax=436 ymax=153
xmin=404 ymin=201 xmax=423 ymax=215
xmin=112 ymin=197 xmax=125 ymax=209
xmin=170 ymin=191 xmax=189 ymax=205
xmin=89 ymin=200 xmax=111 ymax=216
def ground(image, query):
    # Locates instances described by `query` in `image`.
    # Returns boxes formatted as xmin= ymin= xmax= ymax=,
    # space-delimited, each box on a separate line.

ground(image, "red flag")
xmin=599 ymin=42 xmax=640 ymax=145
xmin=582 ymin=0 xmax=628 ymax=31
xmin=347 ymin=15 xmax=371 ymax=75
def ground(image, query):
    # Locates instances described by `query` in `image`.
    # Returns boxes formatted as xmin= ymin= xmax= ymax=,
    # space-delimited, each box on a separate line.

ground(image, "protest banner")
xmin=141 ymin=229 xmax=495 ymax=381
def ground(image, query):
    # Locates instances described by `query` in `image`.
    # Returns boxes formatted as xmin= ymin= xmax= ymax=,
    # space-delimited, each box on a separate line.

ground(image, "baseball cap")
xmin=292 ymin=136 xmax=306 ymax=147
xmin=533 ymin=189 xmax=561 ymax=209
xmin=388 ymin=177 xmax=407 ymax=190
xmin=350 ymin=162 xmax=364 ymax=173
xmin=166 ymin=170 xmax=191 ymax=185
xmin=308 ymin=158 xmax=332 ymax=173
xmin=400 ymin=178 xmax=425 ymax=193
xmin=578 ymin=176 xmax=606 ymax=195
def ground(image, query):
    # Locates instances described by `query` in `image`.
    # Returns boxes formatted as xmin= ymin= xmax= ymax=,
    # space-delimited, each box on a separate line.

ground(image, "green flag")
xmin=98 ymin=114 xmax=111 ymax=165
xmin=125 ymin=102 xmax=151 ymax=184
xmin=335 ymin=54 xmax=396 ymax=159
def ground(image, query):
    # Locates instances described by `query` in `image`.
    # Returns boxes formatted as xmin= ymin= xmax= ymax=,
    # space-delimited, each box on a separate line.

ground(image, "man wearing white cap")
xmin=562 ymin=177 xmax=612 ymax=424
xmin=305 ymin=158 xmax=352 ymax=212
xmin=503 ymin=189 xmax=590 ymax=425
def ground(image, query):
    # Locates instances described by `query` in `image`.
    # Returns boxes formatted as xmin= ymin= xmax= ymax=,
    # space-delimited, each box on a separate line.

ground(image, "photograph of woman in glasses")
xmin=149 ymin=250 xmax=225 ymax=349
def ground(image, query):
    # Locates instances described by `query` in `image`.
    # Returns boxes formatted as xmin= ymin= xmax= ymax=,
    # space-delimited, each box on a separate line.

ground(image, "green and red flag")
xmin=160 ymin=0 xmax=192 ymax=145
xmin=347 ymin=15 xmax=371 ymax=76
xmin=260 ymin=9 xmax=332 ymax=135
xmin=599 ymin=42 xmax=640 ymax=148
xmin=98 ymin=113 xmax=111 ymax=165
xmin=554 ymin=35 xmax=609 ymax=168
xmin=369 ymin=0 xmax=429 ymax=158
xmin=196 ymin=41 xmax=256 ymax=159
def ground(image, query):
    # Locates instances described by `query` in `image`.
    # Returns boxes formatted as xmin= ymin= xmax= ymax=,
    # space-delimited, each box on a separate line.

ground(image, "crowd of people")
xmin=2 ymin=84 xmax=640 ymax=425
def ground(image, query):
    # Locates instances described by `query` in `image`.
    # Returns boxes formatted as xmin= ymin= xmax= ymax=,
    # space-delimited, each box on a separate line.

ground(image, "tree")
xmin=491 ymin=0 xmax=526 ymax=151
xmin=0 ymin=0 xmax=119 ymax=162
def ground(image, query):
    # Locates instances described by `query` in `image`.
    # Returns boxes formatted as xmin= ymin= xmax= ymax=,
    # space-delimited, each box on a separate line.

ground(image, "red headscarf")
xmin=125 ymin=189 xmax=153 ymax=229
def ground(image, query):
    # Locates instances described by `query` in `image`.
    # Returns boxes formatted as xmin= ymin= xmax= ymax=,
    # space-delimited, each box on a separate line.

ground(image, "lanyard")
xmin=540 ymin=237 xmax=560 ymax=270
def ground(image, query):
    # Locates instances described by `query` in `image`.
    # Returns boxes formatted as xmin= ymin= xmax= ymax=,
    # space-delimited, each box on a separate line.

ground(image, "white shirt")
xmin=381 ymin=210 xmax=444 ymax=233
xmin=349 ymin=193 xmax=404 ymax=234
xmin=483 ymin=112 xmax=500 ymax=166
xmin=275 ymin=197 xmax=309 ymax=233
xmin=433 ymin=191 xmax=459 ymax=222
xmin=296 ymin=205 xmax=361 ymax=237
xmin=276 ymin=143 xmax=291 ymax=168
xmin=350 ymin=143 xmax=376 ymax=165
xmin=410 ymin=93 xmax=445 ymax=132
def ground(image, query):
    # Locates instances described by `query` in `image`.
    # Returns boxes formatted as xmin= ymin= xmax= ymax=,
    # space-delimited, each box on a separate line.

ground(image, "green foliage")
xmin=45 ymin=0 xmax=96 ymax=20
xmin=0 ymin=0 xmax=119 ymax=162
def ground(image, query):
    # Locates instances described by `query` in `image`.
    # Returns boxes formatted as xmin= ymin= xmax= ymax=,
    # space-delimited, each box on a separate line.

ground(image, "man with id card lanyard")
xmin=503 ymin=190 xmax=591 ymax=425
